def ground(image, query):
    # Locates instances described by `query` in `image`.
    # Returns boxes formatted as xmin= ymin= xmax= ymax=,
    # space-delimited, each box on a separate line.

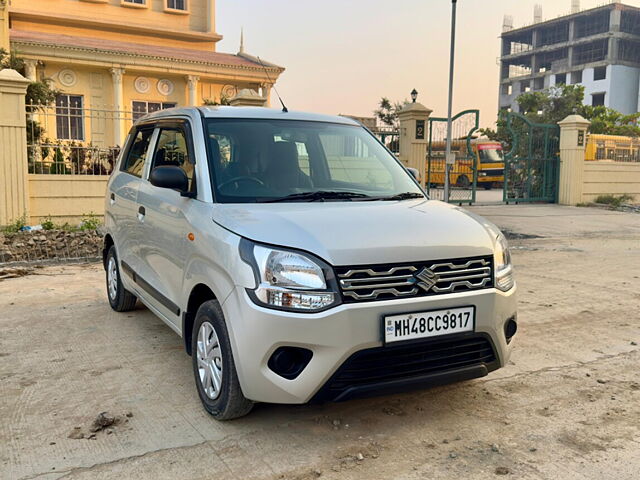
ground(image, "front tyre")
xmin=106 ymin=246 xmax=137 ymax=312
xmin=191 ymin=300 xmax=253 ymax=420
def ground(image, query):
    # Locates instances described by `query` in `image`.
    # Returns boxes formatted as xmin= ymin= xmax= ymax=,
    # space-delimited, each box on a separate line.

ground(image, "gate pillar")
xmin=398 ymin=101 xmax=432 ymax=185
xmin=558 ymin=114 xmax=590 ymax=205
xmin=0 ymin=69 xmax=31 ymax=226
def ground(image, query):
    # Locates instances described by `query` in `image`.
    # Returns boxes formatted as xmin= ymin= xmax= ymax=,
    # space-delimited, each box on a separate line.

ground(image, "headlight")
xmin=481 ymin=221 xmax=514 ymax=292
xmin=493 ymin=231 xmax=514 ymax=292
xmin=240 ymin=239 xmax=339 ymax=312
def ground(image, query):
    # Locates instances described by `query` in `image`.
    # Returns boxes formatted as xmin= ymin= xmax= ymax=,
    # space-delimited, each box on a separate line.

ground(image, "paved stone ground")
xmin=1 ymin=204 xmax=639 ymax=480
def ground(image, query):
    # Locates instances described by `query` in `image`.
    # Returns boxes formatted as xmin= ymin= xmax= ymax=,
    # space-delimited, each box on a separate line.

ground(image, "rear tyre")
xmin=106 ymin=246 xmax=137 ymax=312
xmin=456 ymin=175 xmax=471 ymax=188
xmin=191 ymin=300 xmax=253 ymax=420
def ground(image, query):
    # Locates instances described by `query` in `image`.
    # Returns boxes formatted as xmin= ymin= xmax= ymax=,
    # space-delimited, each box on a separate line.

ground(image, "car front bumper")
xmin=221 ymin=285 xmax=517 ymax=404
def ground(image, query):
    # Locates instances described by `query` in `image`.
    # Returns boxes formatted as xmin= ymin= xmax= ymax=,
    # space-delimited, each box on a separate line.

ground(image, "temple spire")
xmin=239 ymin=27 xmax=245 ymax=55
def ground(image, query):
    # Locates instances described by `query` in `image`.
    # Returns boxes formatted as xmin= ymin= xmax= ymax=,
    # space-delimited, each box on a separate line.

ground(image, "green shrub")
xmin=594 ymin=194 xmax=634 ymax=208
xmin=41 ymin=216 xmax=55 ymax=231
xmin=1 ymin=214 xmax=27 ymax=233
xmin=79 ymin=212 xmax=101 ymax=231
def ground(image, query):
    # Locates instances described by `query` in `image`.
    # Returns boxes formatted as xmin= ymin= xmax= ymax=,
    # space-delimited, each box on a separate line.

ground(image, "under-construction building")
xmin=499 ymin=1 xmax=640 ymax=114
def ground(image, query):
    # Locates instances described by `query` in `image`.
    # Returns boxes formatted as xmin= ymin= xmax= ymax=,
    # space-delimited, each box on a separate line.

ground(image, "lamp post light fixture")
xmin=411 ymin=89 xmax=418 ymax=103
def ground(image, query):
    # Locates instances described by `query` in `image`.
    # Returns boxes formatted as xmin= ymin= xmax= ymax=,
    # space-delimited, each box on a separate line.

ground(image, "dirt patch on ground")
xmin=1 ymin=206 xmax=639 ymax=480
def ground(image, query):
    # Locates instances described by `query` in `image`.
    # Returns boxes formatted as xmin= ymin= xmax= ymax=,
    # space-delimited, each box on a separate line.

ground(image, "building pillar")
xmin=110 ymin=67 xmax=125 ymax=147
xmin=0 ymin=0 xmax=9 ymax=52
xmin=558 ymin=114 xmax=590 ymax=205
xmin=186 ymin=75 xmax=199 ymax=106
xmin=568 ymin=19 xmax=575 ymax=41
xmin=23 ymin=60 xmax=38 ymax=82
xmin=397 ymin=101 xmax=433 ymax=186
xmin=206 ymin=0 xmax=215 ymax=35
xmin=229 ymin=89 xmax=267 ymax=107
xmin=0 ymin=69 xmax=31 ymax=226
xmin=261 ymin=82 xmax=273 ymax=107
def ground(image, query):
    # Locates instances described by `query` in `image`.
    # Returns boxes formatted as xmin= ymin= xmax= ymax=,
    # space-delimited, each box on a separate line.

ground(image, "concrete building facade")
xmin=1 ymin=0 xmax=284 ymax=147
xmin=499 ymin=2 xmax=640 ymax=115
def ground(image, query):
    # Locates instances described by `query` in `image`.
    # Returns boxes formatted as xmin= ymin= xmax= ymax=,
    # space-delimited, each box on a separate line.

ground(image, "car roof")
xmin=140 ymin=106 xmax=360 ymax=126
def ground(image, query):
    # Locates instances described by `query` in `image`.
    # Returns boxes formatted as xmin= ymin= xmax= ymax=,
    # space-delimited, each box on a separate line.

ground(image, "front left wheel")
xmin=191 ymin=300 xmax=254 ymax=420
xmin=106 ymin=246 xmax=137 ymax=312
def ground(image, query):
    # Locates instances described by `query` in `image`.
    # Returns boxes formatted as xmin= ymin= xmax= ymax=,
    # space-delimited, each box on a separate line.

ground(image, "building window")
xmin=56 ymin=95 xmax=84 ymax=140
xmin=124 ymin=0 xmax=145 ymax=4
xmin=533 ymin=77 xmax=544 ymax=90
xmin=132 ymin=101 xmax=177 ymax=121
xmin=593 ymin=66 xmax=607 ymax=81
xmin=592 ymin=93 xmax=605 ymax=107
xmin=167 ymin=0 xmax=186 ymax=10
xmin=501 ymin=84 xmax=513 ymax=95
xmin=571 ymin=70 xmax=583 ymax=84
xmin=555 ymin=73 xmax=567 ymax=85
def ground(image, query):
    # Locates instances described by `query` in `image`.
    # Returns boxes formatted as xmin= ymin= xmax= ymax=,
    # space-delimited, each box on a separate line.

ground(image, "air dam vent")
xmin=312 ymin=334 xmax=499 ymax=402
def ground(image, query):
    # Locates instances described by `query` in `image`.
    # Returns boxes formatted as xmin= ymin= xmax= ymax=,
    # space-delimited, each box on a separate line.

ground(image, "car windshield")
xmin=478 ymin=146 xmax=504 ymax=164
xmin=204 ymin=119 xmax=423 ymax=203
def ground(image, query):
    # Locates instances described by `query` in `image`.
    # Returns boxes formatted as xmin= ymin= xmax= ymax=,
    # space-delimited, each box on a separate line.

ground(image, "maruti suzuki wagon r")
xmin=103 ymin=106 xmax=517 ymax=420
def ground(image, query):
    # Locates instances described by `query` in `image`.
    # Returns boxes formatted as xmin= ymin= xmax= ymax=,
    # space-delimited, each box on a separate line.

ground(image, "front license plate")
xmin=384 ymin=306 xmax=475 ymax=344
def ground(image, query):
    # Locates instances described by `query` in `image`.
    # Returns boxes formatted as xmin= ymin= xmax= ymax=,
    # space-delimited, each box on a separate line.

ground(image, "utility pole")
xmin=444 ymin=0 xmax=458 ymax=203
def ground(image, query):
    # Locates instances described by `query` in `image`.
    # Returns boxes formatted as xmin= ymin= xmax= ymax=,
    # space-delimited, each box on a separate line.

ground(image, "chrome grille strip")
xmin=343 ymin=287 xmax=419 ymax=300
xmin=428 ymin=259 xmax=489 ymax=270
xmin=336 ymin=256 xmax=493 ymax=302
xmin=341 ymin=280 xmax=415 ymax=291
xmin=431 ymin=277 xmax=492 ymax=293
xmin=338 ymin=266 xmax=417 ymax=278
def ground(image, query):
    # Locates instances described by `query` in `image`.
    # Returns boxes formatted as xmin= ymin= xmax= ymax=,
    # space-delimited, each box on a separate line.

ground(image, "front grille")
xmin=336 ymin=256 xmax=493 ymax=303
xmin=313 ymin=334 xmax=497 ymax=402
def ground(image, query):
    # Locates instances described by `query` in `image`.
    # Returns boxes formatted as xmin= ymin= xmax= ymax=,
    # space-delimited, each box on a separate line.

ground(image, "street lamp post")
xmin=444 ymin=0 xmax=458 ymax=203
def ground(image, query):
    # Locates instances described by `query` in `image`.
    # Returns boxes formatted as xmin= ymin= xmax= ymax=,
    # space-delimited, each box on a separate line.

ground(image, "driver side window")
xmin=150 ymin=126 xmax=195 ymax=192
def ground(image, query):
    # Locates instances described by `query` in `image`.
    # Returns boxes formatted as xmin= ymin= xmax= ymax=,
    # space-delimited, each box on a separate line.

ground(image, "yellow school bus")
xmin=585 ymin=134 xmax=640 ymax=162
xmin=427 ymin=139 xmax=505 ymax=189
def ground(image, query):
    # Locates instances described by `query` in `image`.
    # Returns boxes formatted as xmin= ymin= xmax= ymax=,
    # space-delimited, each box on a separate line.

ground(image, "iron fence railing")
xmin=26 ymin=101 xmax=134 ymax=175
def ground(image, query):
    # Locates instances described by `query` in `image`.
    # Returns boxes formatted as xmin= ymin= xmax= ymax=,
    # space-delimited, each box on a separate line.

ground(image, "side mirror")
xmin=407 ymin=167 xmax=420 ymax=181
xmin=149 ymin=166 xmax=189 ymax=193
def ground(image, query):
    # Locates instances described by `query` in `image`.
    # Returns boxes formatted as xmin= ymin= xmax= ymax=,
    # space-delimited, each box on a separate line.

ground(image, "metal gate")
xmin=371 ymin=126 xmax=400 ymax=154
xmin=503 ymin=112 xmax=560 ymax=203
xmin=426 ymin=110 xmax=479 ymax=204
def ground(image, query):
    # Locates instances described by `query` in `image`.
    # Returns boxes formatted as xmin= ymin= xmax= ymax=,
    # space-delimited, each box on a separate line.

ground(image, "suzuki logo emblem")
xmin=415 ymin=267 xmax=438 ymax=292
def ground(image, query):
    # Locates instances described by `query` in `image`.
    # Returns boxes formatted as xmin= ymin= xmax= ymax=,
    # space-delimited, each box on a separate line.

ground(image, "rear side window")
xmin=122 ymin=128 xmax=153 ymax=177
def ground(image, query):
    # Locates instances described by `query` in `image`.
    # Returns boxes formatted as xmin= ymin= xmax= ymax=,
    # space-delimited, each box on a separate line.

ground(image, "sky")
xmin=217 ymin=0 xmax=640 ymax=128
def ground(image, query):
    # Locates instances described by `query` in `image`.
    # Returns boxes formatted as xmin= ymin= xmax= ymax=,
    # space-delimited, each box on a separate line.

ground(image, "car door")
xmin=107 ymin=126 xmax=155 ymax=277
xmin=134 ymin=120 xmax=197 ymax=326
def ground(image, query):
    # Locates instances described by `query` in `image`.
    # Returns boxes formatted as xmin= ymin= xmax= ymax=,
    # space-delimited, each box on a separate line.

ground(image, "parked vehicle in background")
xmin=102 ymin=107 xmax=517 ymax=420
xmin=428 ymin=139 xmax=505 ymax=189
xmin=585 ymin=134 xmax=640 ymax=162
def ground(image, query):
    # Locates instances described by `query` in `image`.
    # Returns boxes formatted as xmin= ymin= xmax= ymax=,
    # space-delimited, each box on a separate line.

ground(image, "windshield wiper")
xmin=264 ymin=191 xmax=371 ymax=203
xmin=378 ymin=192 xmax=425 ymax=201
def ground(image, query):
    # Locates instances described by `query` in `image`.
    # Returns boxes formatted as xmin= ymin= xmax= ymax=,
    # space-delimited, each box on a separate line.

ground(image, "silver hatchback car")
xmin=103 ymin=106 xmax=517 ymax=420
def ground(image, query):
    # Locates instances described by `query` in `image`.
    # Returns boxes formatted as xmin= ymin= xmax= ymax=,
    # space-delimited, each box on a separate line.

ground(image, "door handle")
xmin=137 ymin=205 xmax=146 ymax=222
xmin=109 ymin=193 xmax=115 ymax=205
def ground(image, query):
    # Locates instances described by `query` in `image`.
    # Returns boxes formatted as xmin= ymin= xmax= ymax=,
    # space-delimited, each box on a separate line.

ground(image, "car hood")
xmin=212 ymin=199 xmax=495 ymax=266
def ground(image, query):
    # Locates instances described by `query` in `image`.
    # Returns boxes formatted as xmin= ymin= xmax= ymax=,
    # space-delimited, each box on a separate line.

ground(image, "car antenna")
xmin=257 ymin=56 xmax=288 ymax=113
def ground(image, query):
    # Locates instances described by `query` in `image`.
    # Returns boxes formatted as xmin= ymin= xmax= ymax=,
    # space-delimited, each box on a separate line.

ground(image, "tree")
xmin=1 ymin=48 xmax=61 ymax=107
xmin=202 ymin=93 xmax=230 ymax=106
xmin=481 ymin=84 xmax=640 ymax=141
xmin=374 ymin=97 xmax=407 ymax=128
